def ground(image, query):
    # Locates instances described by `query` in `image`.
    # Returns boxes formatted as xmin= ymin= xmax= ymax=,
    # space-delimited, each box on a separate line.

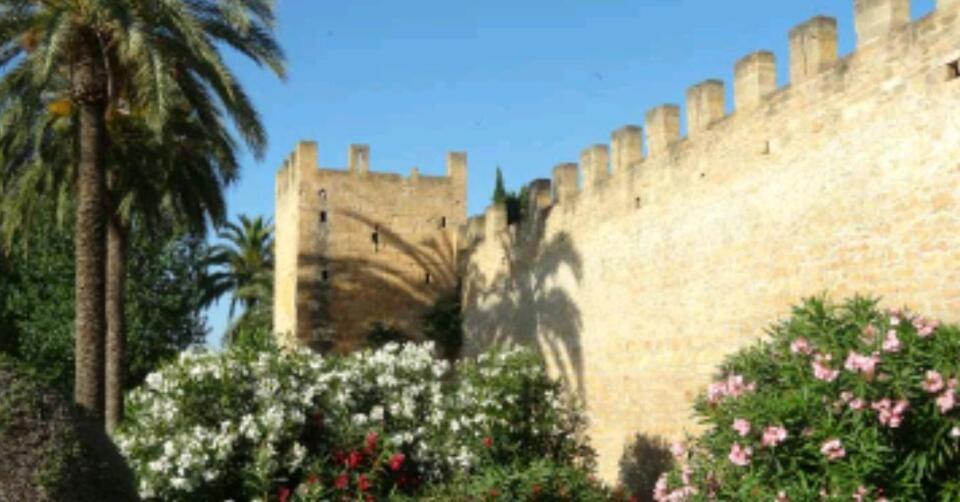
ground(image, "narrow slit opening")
xmin=948 ymin=60 xmax=960 ymax=81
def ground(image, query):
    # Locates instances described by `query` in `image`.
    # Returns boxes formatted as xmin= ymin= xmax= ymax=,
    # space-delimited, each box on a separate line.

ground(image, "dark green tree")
xmin=103 ymin=108 xmax=237 ymax=430
xmin=0 ymin=210 xmax=208 ymax=397
xmin=492 ymin=166 xmax=508 ymax=204
xmin=1 ymin=96 xmax=240 ymax=430
xmin=202 ymin=215 xmax=275 ymax=342
xmin=505 ymin=185 xmax=529 ymax=225
xmin=0 ymin=0 xmax=285 ymax=421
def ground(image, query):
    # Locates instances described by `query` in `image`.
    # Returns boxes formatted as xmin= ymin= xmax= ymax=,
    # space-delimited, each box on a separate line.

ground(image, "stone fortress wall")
xmin=460 ymin=0 xmax=960 ymax=481
xmin=274 ymin=142 xmax=467 ymax=351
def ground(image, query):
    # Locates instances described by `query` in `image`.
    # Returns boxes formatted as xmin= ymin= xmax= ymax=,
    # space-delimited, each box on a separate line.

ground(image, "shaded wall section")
xmin=463 ymin=1 xmax=960 ymax=481
xmin=275 ymin=143 xmax=467 ymax=351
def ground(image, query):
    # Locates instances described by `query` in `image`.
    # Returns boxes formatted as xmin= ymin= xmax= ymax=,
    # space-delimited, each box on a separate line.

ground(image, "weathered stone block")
xmin=855 ymin=0 xmax=910 ymax=46
xmin=789 ymin=16 xmax=838 ymax=84
xmin=686 ymin=80 xmax=725 ymax=136
xmin=645 ymin=105 xmax=680 ymax=158
xmin=581 ymin=145 xmax=610 ymax=188
xmin=611 ymin=126 xmax=643 ymax=174
xmin=552 ymin=162 xmax=580 ymax=205
xmin=735 ymin=51 xmax=777 ymax=111
xmin=348 ymin=144 xmax=369 ymax=174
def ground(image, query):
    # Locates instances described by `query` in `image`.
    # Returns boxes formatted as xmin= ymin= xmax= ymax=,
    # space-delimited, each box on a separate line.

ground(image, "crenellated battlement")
xmin=274 ymin=140 xmax=468 ymax=349
xmin=469 ymin=0 xmax=960 ymax=228
xmin=462 ymin=0 xmax=960 ymax=482
xmin=276 ymin=140 xmax=467 ymax=192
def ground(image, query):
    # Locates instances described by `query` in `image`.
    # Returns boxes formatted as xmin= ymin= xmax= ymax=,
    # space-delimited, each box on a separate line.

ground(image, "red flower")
xmin=532 ymin=484 xmax=541 ymax=494
xmin=335 ymin=473 xmax=349 ymax=490
xmin=333 ymin=450 xmax=346 ymax=464
xmin=358 ymin=474 xmax=371 ymax=492
xmin=365 ymin=431 xmax=379 ymax=453
xmin=347 ymin=450 xmax=363 ymax=469
xmin=489 ymin=488 xmax=501 ymax=499
xmin=306 ymin=473 xmax=319 ymax=485
xmin=389 ymin=452 xmax=406 ymax=471
xmin=483 ymin=436 xmax=493 ymax=448
xmin=277 ymin=486 xmax=291 ymax=502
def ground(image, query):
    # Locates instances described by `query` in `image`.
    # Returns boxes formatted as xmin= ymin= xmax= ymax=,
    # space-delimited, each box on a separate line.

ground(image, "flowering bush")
xmin=117 ymin=342 xmax=593 ymax=500
xmin=655 ymin=297 xmax=960 ymax=501
xmin=409 ymin=459 xmax=619 ymax=501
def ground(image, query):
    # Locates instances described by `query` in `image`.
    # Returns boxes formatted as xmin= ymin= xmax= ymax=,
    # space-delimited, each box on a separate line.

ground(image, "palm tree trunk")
xmin=105 ymin=216 xmax=127 ymax=432
xmin=72 ymin=29 xmax=108 ymax=419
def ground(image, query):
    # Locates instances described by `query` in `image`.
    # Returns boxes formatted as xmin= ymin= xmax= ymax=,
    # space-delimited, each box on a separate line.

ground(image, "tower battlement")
xmin=274 ymin=142 xmax=467 ymax=349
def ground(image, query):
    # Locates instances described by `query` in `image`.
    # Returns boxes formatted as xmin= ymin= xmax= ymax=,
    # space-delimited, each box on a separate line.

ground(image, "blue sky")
xmin=207 ymin=0 xmax=937 ymax=343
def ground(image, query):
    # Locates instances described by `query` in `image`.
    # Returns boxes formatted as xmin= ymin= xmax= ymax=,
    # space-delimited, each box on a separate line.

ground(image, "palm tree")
xmin=1 ymin=102 xmax=240 ymax=430
xmin=0 ymin=1 xmax=284 ymax=420
xmin=0 ymin=0 xmax=284 ymax=422
xmin=202 ymin=214 xmax=274 ymax=340
xmin=103 ymin=108 xmax=238 ymax=431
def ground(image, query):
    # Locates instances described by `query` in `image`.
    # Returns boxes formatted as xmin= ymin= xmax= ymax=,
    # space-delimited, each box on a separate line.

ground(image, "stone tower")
xmin=274 ymin=142 xmax=467 ymax=351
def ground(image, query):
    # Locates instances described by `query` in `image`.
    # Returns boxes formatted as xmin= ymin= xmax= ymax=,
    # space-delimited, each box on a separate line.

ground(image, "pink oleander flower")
xmin=872 ymin=399 xmax=909 ymax=428
xmin=813 ymin=353 xmax=839 ymax=382
xmin=840 ymin=391 xmax=854 ymax=403
xmin=652 ymin=474 xmax=698 ymax=502
xmin=882 ymin=330 xmax=901 ymax=353
xmin=853 ymin=486 xmax=871 ymax=502
xmin=728 ymin=443 xmax=752 ymax=467
xmin=889 ymin=309 xmax=902 ymax=326
xmin=705 ymin=471 xmax=719 ymax=498
xmin=820 ymin=439 xmax=846 ymax=461
xmin=849 ymin=398 xmax=867 ymax=411
xmin=790 ymin=337 xmax=813 ymax=356
xmin=732 ymin=418 xmax=751 ymax=437
xmin=725 ymin=374 xmax=756 ymax=397
xmin=913 ymin=317 xmax=940 ymax=338
xmin=707 ymin=382 xmax=726 ymax=404
xmin=670 ymin=441 xmax=686 ymax=461
xmin=681 ymin=463 xmax=693 ymax=486
xmin=861 ymin=324 xmax=878 ymax=344
xmin=707 ymin=374 xmax=756 ymax=405
xmin=653 ymin=474 xmax=669 ymax=501
xmin=923 ymin=370 xmax=946 ymax=393
xmin=761 ymin=425 xmax=788 ymax=448
xmin=937 ymin=389 xmax=956 ymax=414
xmin=844 ymin=351 xmax=880 ymax=379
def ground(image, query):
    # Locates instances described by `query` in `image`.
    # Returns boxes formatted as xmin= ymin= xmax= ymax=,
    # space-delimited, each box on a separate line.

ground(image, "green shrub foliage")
xmin=411 ymin=459 xmax=618 ymax=501
xmin=118 ymin=343 xmax=594 ymax=500
xmin=423 ymin=290 xmax=464 ymax=360
xmin=655 ymin=297 xmax=960 ymax=501
xmin=0 ymin=355 xmax=137 ymax=501
xmin=0 ymin=216 xmax=207 ymax=394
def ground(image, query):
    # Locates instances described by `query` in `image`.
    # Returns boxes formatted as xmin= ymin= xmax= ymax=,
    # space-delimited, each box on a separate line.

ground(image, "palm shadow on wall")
xmin=297 ymin=209 xmax=460 ymax=352
xmin=462 ymin=206 xmax=586 ymax=397
xmin=618 ymin=432 xmax=674 ymax=502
